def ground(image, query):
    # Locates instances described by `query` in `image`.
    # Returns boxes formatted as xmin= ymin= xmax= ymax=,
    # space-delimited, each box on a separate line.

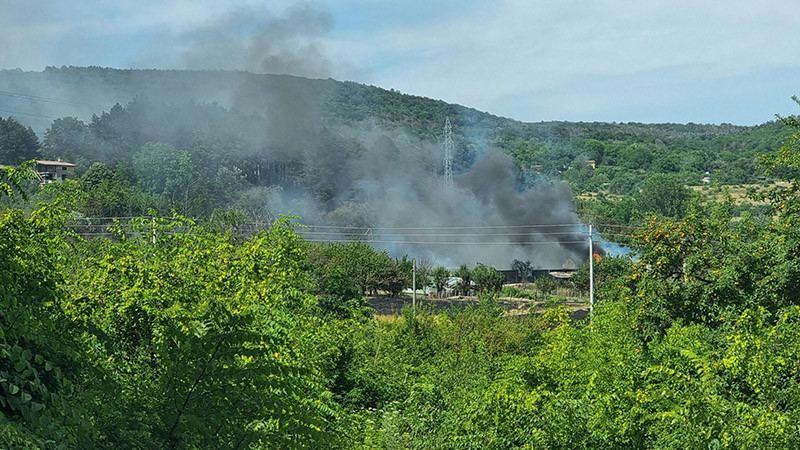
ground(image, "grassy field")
xmin=369 ymin=289 xmax=590 ymax=320
xmin=577 ymin=181 xmax=790 ymax=206
xmin=689 ymin=181 xmax=790 ymax=204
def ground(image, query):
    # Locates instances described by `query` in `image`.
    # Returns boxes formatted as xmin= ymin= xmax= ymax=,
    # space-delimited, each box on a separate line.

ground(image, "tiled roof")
xmin=37 ymin=160 xmax=76 ymax=167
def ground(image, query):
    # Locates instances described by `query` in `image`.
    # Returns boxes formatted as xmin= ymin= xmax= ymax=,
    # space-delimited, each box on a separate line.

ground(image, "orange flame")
xmin=593 ymin=252 xmax=602 ymax=263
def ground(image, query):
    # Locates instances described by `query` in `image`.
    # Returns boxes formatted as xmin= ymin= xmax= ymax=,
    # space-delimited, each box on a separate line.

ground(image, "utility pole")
xmin=443 ymin=117 xmax=454 ymax=188
xmin=412 ymin=258 xmax=417 ymax=309
xmin=588 ymin=225 xmax=594 ymax=313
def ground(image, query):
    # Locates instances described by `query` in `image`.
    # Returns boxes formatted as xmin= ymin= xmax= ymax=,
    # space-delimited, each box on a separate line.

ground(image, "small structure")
xmin=36 ymin=159 xmax=75 ymax=183
xmin=549 ymin=270 xmax=577 ymax=281
xmin=498 ymin=268 xmax=578 ymax=284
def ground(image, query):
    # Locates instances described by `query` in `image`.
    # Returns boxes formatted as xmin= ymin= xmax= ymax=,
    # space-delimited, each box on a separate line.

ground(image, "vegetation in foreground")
xmin=3 ymin=99 xmax=800 ymax=447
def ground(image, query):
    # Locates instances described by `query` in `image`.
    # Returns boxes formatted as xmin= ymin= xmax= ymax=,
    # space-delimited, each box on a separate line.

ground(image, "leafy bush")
xmin=500 ymin=286 xmax=537 ymax=300
xmin=472 ymin=266 xmax=505 ymax=292
xmin=533 ymin=275 xmax=559 ymax=294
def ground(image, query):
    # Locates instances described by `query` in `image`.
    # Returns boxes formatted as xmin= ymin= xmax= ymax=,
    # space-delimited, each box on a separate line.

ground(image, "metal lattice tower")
xmin=443 ymin=117 xmax=454 ymax=187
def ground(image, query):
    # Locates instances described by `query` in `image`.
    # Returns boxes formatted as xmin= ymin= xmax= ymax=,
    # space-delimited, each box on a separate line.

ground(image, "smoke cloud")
xmin=142 ymin=5 xmax=334 ymax=78
xmin=279 ymin=131 xmax=588 ymax=269
xmin=1 ymin=64 xmax=589 ymax=269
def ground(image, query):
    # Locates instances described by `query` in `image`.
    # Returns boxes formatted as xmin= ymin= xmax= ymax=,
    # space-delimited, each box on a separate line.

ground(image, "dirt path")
xmin=368 ymin=296 xmax=589 ymax=320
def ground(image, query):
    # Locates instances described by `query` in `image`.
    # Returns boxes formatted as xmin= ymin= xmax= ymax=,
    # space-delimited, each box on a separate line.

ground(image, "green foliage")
xmin=533 ymin=274 xmax=560 ymax=295
xmin=6 ymin=69 xmax=800 ymax=447
xmin=80 ymin=162 xmax=149 ymax=217
xmin=56 ymin=217 xmax=330 ymax=447
xmin=431 ymin=266 xmax=450 ymax=296
xmin=453 ymin=264 xmax=472 ymax=296
xmin=0 ymin=117 xmax=40 ymax=165
xmin=0 ymin=206 xmax=92 ymax=447
xmin=0 ymin=160 xmax=36 ymax=201
xmin=308 ymin=241 xmax=409 ymax=302
xmin=571 ymin=255 xmax=633 ymax=294
xmin=499 ymin=285 xmax=537 ymax=300
xmin=333 ymin=305 xmax=548 ymax=448
xmin=0 ymin=213 xmax=339 ymax=448
xmin=132 ymin=142 xmax=199 ymax=212
xmin=635 ymin=173 xmax=696 ymax=218
xmin=477 ymin=291 xmax=503 ymax=317
xmin=472 ymin=265 xmax=505 ymax=293
xmin=41 ymin=117 xmax=94 ymax=169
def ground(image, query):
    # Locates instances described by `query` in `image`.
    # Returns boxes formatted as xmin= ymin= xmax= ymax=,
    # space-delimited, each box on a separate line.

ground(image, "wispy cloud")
xmin=1 ymin=0 xmax=798 ymax=123
xmin=336 ymin=0 xmax=800 ymax=122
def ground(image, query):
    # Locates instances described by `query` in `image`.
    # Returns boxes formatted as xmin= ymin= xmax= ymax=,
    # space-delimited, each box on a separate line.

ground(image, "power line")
xmin=303 ymin=239 xmax=590 ymax=246
xmin=297 ymin=230 xmax=590 ymax=237
xmin=65 ymin=217 xmax=639 ymax=245
xmin=0 ymin=90 xmax=112 ymax=109
xmin=0 ymin=108 xmax=60 ymax=120
xmin=0 ymin=70 xmax=99 ymax=87
xmin=595 ymin=224 xmax=638 ymax=229
xmin=70 ymin=218 xmax=640 ymax=231
xmin=67 ymin=219 xmax=636 ymax=237
xmin=299 ymin=223 xmax=585 ymax=231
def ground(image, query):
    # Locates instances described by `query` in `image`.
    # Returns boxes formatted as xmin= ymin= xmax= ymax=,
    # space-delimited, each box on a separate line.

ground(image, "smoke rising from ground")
xmin=287 ymin=139 xmax=587 ymax=269
xmin=1 ymin=64 xmax=589 ymax=269
xmin=253 ymin=113 xmax=589 ymax=268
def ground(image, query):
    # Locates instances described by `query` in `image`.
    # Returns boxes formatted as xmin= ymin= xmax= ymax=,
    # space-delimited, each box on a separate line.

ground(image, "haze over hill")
xmin=0 ymin=67 xmax=790 ymax=267
xmin=3 ymin=2 xmax=798 ymax=124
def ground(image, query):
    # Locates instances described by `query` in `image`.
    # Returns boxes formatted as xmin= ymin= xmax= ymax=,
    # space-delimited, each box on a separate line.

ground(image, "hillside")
xmin=1 ymin=67 xmax=789 ymax=170
xmin=1 ymin=66 xmax=787 ymax=151
xmin=0 ymin=67 xmax=792 ymax=266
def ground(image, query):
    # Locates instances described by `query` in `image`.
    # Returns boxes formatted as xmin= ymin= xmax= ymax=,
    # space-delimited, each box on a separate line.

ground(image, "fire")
xmin=593 ymin=252 xmax=602 ymax=263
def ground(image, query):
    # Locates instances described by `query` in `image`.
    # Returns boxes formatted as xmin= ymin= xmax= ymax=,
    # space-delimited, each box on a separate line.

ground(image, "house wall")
xmin=37 ymin=164 xmax=75 ymax=182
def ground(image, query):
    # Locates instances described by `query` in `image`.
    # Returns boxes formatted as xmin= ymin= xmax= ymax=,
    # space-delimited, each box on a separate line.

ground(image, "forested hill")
xmin=0 ymin=66 xmax=792 ymax=236
xmin=0 ymin=66 xmax=503 ymax=139
xmin=1 ymin=66 xmax=789 ymax=163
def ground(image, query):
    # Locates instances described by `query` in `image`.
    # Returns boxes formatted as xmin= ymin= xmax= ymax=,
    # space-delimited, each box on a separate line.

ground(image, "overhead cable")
xmin=0 ymin=90 xmax=111 ymax=109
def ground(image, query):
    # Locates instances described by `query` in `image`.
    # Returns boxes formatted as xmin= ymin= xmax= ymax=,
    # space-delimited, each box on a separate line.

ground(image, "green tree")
xmin=472 ymin=266 xmax=505 ymax=293
xmin=0 ymin=205 xmax=94 ymax=447
xmin=132 ymin=142 xmax=200 ymax=214
xmin=510 ymin=259 xmax=533 ymax=282
xmin=571 ymin=255 xmax=632 ymax=295
xmin=65 ymin=216 xmax=335 ymax=447
xmin=583 ymin=138 xmax=605 ymax=162
xmin=454 ymin=264 xmax=473 ymax=296
xmin=0 ymin=117 xmax=40 ymax=164
xmin=80 ymin=162 xmax=148 ymax=217
xmin=41 ymin=117 xmax=93 ymax=165
xmin=533 ymin=274 xmax=559 ymax=295
xmin=0 ymin=160 xmax=36 ymax=200
xmin=618 ymin=143 xmax=653 ymax=170
xmin=367 ymin=252 xmax=408 ymax=296
xmin=432 ymin=266 xmax=450 ymax=297
xmin=635 ymin=173 xmax=694 ymax=218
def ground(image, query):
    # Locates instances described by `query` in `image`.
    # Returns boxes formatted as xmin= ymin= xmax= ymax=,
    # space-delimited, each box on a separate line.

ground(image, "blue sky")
xmin=2 ymin=0 xmax=799 ymax=124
